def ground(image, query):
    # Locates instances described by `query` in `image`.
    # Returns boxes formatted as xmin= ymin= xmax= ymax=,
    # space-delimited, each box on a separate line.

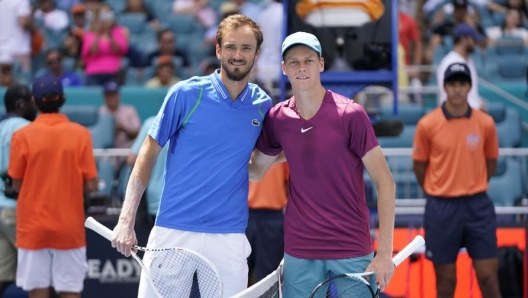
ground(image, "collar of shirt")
xmin=35 ymin=113 xmax=69 ymax=124
xmin=210 ymin=69 xmax=250 ymax=103
xmin=441 ymin=102 xmax=472 ymax=120
xmin=0 ymin=113 xmax=22 ymax=121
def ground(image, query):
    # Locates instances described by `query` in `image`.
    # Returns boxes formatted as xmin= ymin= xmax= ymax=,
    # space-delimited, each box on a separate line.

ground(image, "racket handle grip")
xmin=85 ymin=216 xmax=113 ymax=241
xmin=392 ymin=235 xmax=425 ymax=266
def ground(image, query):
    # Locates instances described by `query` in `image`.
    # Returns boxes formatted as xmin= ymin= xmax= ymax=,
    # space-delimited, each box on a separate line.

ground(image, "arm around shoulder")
xmin=249 ymin=149 xmax=280 ymax=182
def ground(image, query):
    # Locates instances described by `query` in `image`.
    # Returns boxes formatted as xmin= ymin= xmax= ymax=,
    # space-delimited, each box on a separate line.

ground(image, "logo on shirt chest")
xmin=466 ymin=133 xmax=481 ymax=151
xmin=252 ymin=119 xmax=260 ymax=127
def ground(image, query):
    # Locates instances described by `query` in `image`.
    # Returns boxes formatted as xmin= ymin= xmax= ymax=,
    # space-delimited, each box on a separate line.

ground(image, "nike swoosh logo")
xmin=301 ymin=127 xmax=313 ymax=133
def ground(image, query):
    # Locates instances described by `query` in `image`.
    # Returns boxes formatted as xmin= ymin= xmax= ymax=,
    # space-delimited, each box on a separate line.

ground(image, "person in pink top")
xmin=249 ymin=32 xmax=396 ymax=298
xmin=81 ymin=3 xmax=129 ymax=86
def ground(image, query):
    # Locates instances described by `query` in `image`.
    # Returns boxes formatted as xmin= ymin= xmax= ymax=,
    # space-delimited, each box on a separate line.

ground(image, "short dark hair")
xmin=35 ymin=91 xmax=65 ymax=113
xmin=4 ymin=84 xmax=31 ymax=113
xmin=157 ymin=28 xmax=173 ymax=41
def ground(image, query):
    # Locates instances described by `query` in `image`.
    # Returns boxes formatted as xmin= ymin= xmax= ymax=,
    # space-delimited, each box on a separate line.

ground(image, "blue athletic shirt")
xmin=148 ymin=70 xmax=272 ymax=233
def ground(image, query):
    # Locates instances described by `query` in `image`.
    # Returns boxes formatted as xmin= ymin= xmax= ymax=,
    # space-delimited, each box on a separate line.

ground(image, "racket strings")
xmin=148 ymin=249 xmax=222 ymax=298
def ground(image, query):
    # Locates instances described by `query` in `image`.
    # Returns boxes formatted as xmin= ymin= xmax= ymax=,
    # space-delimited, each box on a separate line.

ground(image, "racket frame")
xmin=308 ymin=235 xmax=425 ymax=298
xmin=85 ymin=216 xmax=223 ymax=298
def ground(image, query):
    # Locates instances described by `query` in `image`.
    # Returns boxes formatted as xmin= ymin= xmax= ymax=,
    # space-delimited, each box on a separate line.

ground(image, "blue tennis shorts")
xmin=424 ymin=192 xmax=498 ymax=264
xmin=282 ymin=252 xmax=376 ymax=298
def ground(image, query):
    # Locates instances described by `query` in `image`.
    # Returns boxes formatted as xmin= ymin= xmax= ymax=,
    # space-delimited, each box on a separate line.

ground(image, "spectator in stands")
xmin=413 ymin=62 xmax=501 ymax=298
xmin=146 ymin=29 xmax=191 ymax=70
xmin=33 ymin=0 xmax=70 ymax=32
xmin=202 ymin=60 xmax=220 ymax=75
xmin=70 ymin=3 xmax=88 ymax=32
xmin=172 ymin=0 xmax=217 ymax=29
xmin=0 ymin=84 xmax=37 ymax=297
xmin=126 ymin=116 xmax=169 ymax=226
xmin=123 ymin=0 xmax=160 ymax=31
xmin=488 ymin=0 xmax=528 ymax=20
xmin=425 ymin=0 xmax=485 ymax=63
xmin=249 ymin=32 xmax=396 ymax=297
xmin=8 ymin=76 xmax=98 ymax=298
xmin=399 ymin=9 xmax=423 ymax=79
xmin=0 ymin=54 xmax=14 ymax=87
xmin=144 ymin=55 xmax=181 ymax=88
xmin=204 ymin=1 xmax=240 ymax=48
xmin=99 ymin=81 xmax=140 ymax=148
xmin=39 ymin=48 xmax=83 ymax=87
xmin=62 ymin=30 xmax=84 ymax=70
xmin=486 ymin=8 xmax=528 ymax=44
xmin=437 ymin=23 xmax=486 ymax=110
xmin=55 ymin=0 xmax=81 ymax=13
xmin=255 ymin=0 xmax=283 ymax=98
xmin=0 ymin=0 xmax=33 ymax=73
xmin=246 ymin=163 xmax=288 ymax=285
xmin=232 ymin=0 xmax=263 ymax=21
xmin=81 ymin=3 xmax=129 ymax=86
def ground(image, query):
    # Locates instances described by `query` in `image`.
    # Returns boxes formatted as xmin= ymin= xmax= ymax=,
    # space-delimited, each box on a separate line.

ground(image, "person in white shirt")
xmin=486 ymin=8 xmax=528 ymax=44
xmin=34 ymin=0 xmax=70 ymax=32
xmin=437 ymin=23 xmax=486 ymax=110
xmin=0 ymin=0 xmax=32 ymax=72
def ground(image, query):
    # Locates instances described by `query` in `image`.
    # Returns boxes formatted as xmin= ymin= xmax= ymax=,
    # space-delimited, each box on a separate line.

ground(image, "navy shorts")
xmin=423 ymin=192 xmax=498 ymax=264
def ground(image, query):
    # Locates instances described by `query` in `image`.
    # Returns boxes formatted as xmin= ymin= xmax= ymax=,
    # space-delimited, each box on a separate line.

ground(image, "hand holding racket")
xmin=85 ymin=217 xmax=223 ymax=298
xmin=309 ymin=235 xmax=425 ymax=298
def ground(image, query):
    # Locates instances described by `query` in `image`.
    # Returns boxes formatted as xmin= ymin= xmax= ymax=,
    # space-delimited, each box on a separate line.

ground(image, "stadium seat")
xmin=377 ymin=125 xmax=416 ymax=148
xmin=377 ymin=105 xmax=425 ymax=125
xmin=118 ymin=13 xmax=148 ymax=35
xmin=488 ymin=157 xmax=523 ymax=206
xmin=487 ymin=103 xmax=522 ymax=147
xmin=494 ymin=36 xmax=525 ymax=55
xmin=61 ymin=106 xmax=116 ymax=148
xmin=168 ymin=14 xmax=197 ymax=34
xmin=96 ymin=158 xmax=116 ymax=196
xmin=116 ymin=164 xmax=133 ymax=199
xmin=107 ymin=0 xmax=126 ymax=13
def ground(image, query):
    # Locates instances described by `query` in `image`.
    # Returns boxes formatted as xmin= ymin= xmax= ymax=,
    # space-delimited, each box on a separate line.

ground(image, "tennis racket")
xmin=308 ymin=235 xmax=425 ymax=298
xmin=85 ymin=217 xmax=223 ymax=298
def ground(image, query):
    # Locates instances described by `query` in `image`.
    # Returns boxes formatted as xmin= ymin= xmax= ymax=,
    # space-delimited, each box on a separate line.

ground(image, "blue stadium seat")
xmin=96 ymin=158 xmax=116 ymax=196
xmin=487 ymin=103 xmax=522 ymax=147
xmin=118 ymin=13 xmax=148 ymax=35
xmin=167 ymin=14 xmax=197 ymax=34
xmin=107 ymin=0 xmax=126 ymax=13
xmin=61 ymin=106 xmax=116 ymax=148
xmin=378 ymin=105 xmax=425 ymax=125
xmin=117 ymin=164 xmax=132 ymax=199
xmin=377 ymin=125 xmax=416 ymax=148
xmin=494 ymin=36 xmax=525 ymax=55
xmin=488 ymin=157 xmax=523 ymax=206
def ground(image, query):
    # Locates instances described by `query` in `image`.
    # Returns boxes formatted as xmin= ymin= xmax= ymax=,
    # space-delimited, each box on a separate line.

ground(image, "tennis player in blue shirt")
xmin=111 ymin=15 xmax=272 ymax=297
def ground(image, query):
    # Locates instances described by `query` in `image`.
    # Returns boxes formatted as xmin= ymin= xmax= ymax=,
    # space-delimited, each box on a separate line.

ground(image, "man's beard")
xmin=221 ymin=59 xmax=254 ymax=81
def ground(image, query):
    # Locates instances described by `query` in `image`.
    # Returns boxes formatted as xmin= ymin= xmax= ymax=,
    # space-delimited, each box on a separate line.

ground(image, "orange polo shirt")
xmin=412 ymin=106 xmax=499 ymax=197
xmin=248 ymin=163 xmax=289 ymax=210
xmin=8 ymin=114 xmax=97 ymax=249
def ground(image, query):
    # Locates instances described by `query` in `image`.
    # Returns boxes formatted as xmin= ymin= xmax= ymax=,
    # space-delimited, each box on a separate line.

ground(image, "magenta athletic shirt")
xmin=81 ymin=26 xmax=129 ymax=75
xmin=256 ymin=90 xmax=379 ymax=259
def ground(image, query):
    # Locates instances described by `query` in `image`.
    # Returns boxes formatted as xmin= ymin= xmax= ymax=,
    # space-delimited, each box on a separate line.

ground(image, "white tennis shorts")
xmin=137 ymin=226 xmax=251 ymax=298
xmin=16 ymin=247 xmax=87 ymax=292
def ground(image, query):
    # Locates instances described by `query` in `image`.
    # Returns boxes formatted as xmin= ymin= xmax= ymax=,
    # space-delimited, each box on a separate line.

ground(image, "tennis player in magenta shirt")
xmin=250 ymin=32 xmax=396 ymax=298
xmin=111 ymin=15 xmax=272 ymax=297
